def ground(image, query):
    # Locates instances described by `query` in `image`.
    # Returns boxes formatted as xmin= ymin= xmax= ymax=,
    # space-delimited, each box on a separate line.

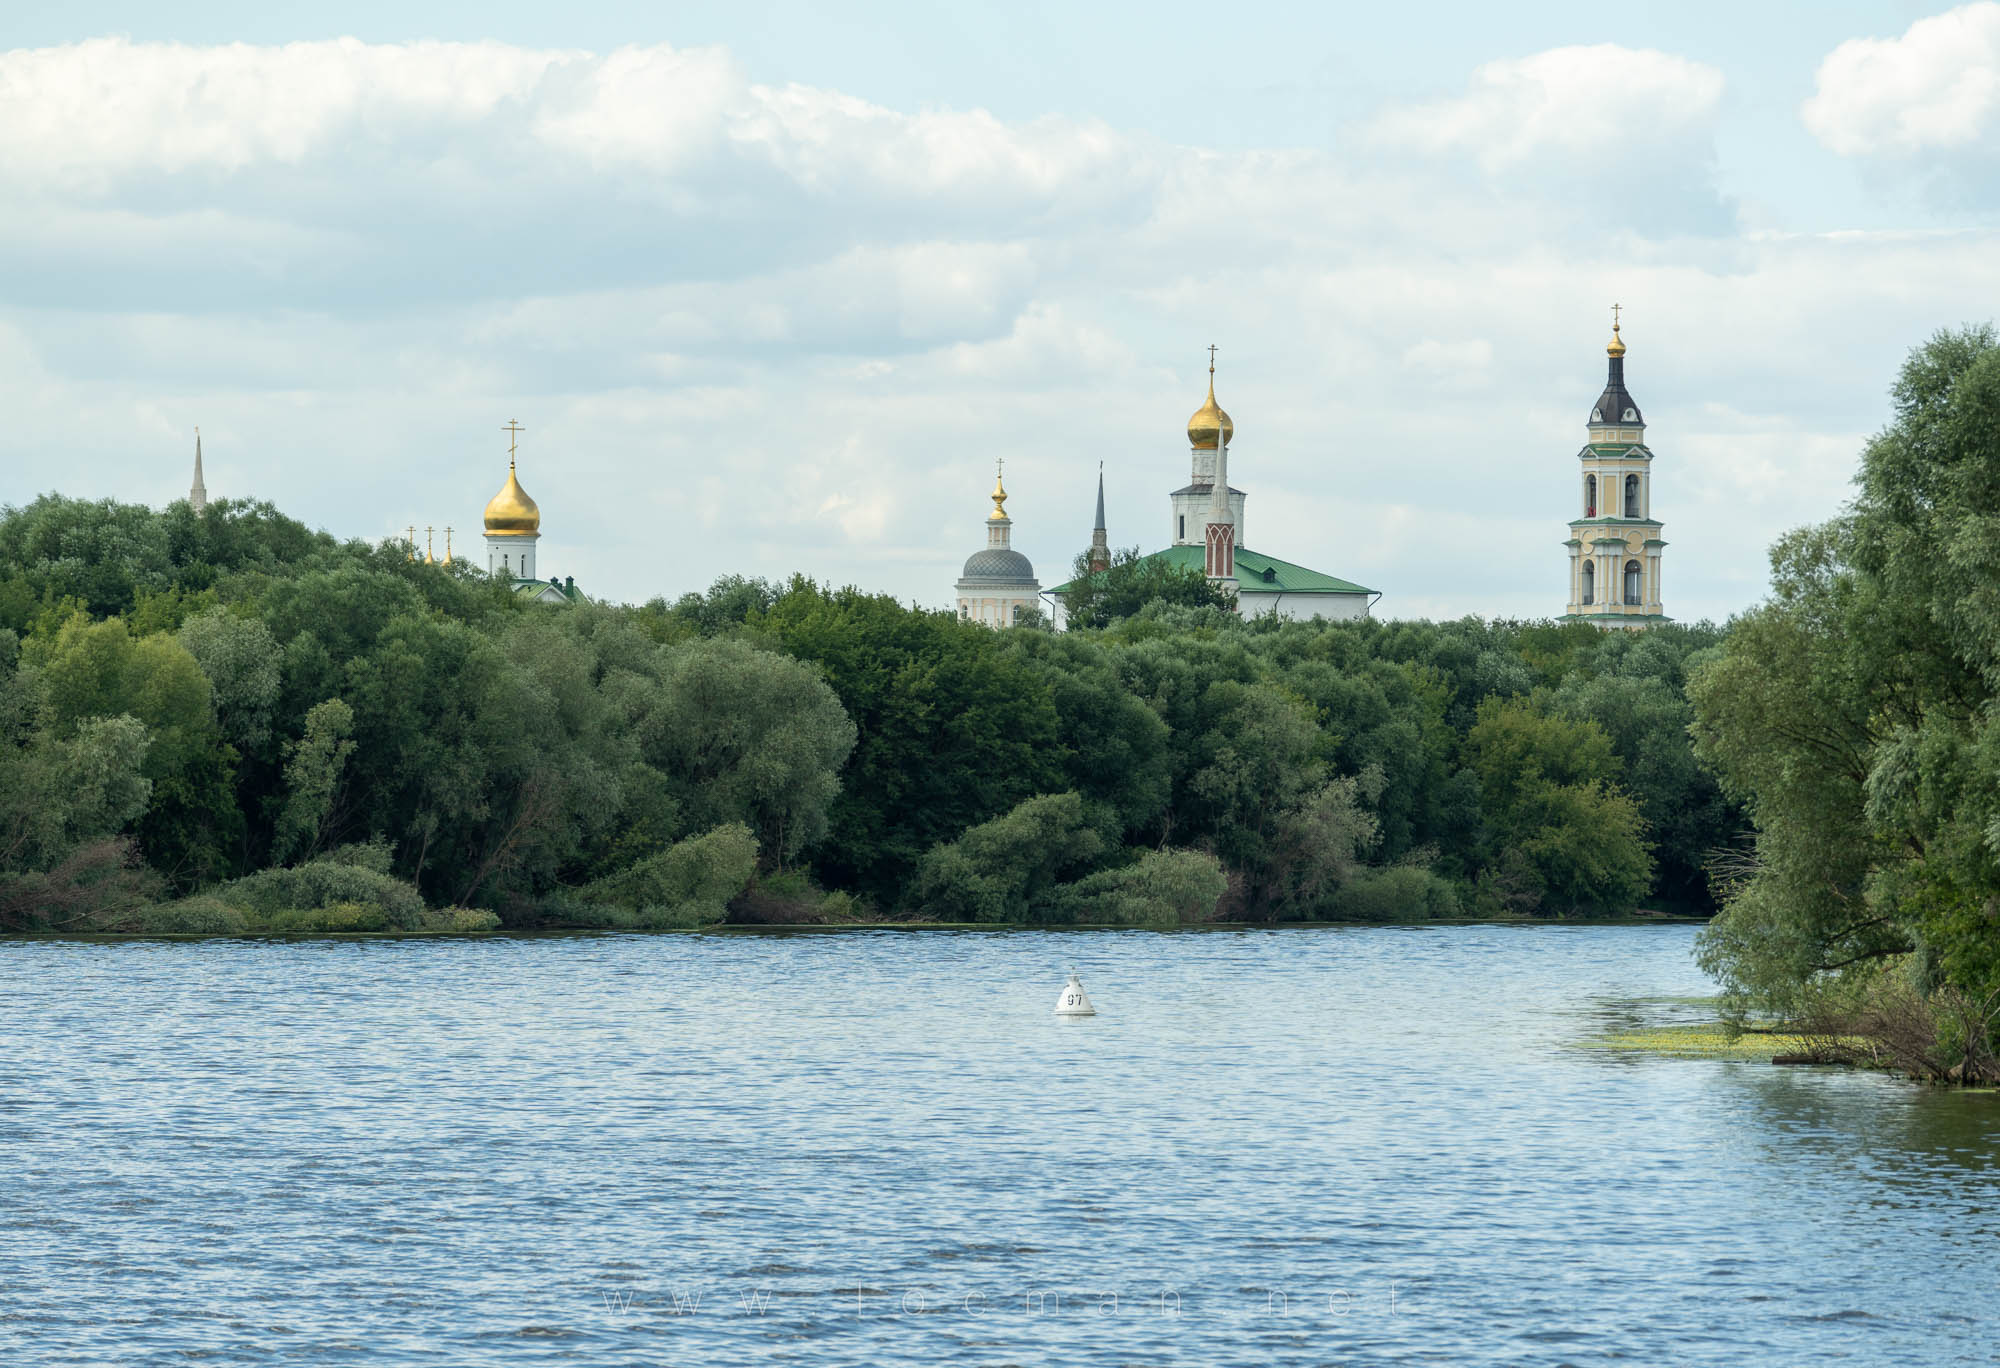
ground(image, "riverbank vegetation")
xmin=1690 ymin=325 xmax=2000 ymax=1083
xmin=0 ymin=487 xmax=1740 ymax=937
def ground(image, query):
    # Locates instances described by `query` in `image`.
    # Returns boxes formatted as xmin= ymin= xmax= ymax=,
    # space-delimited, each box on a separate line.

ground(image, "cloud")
xmin=0 ymin=35 xmax=1985 ymax=630
xmin=1370 ymin=44 xmax=1724 ymax=171
xmin=1803 ymin=3 xmax=2000 ymax=199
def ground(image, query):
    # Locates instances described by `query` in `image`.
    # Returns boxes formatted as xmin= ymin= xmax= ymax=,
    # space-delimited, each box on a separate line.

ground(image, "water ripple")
xmin=0 ymin=926 xmax=1995 ymax=1365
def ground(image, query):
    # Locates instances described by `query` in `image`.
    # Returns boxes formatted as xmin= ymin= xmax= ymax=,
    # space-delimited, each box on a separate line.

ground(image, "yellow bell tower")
xmin=1564 ymin=308 xmax=1668 ymax=628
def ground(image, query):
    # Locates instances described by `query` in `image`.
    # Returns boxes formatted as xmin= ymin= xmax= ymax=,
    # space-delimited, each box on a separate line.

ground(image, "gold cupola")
xmin=483 ymin=460 xmax=540 ymax=536
xmin=989 ymin=461 xmax=1009 ymax=521
xmin=1187 ymin=361 xmax=1234 ymax=451
xmin=1606 ymin=322 xmax=1627 ymax=358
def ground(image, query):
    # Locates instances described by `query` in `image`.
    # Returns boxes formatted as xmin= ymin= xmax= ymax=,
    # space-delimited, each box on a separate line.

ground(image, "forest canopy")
xmin=0 ymin=486 xmax=1737 ymax=936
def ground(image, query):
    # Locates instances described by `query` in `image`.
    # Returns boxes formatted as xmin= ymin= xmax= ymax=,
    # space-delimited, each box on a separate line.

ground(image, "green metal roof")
xmin=1051 ymin=544 xmax=1375 ymax=596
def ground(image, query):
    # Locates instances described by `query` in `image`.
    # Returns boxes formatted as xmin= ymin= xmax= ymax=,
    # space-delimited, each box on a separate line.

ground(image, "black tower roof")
xmin=1589 ymin=337 xmax=1643 ymax=427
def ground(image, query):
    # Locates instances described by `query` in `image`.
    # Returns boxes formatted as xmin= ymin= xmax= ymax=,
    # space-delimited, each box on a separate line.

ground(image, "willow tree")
xmin=1690 ymin=326 xmax=2000 ymax=1037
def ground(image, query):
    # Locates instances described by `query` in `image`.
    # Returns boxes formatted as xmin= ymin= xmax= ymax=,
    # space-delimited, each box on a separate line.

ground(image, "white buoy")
xmin=1054 ymin=971 xmax=1096 ymax=1017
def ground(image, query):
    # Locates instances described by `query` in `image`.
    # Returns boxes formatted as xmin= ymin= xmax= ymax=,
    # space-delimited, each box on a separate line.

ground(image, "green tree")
xmin=754 ymin=579 xmax=1063 ymax=898
xmin=1691 ymin=325 xmax=2000 ymax=1035
xmin=1061 ymin=547 xmax=1231 ymax=630
xmin=274 ymin=699 xmax=356 ymax=864
xmin=906 ymin=792 xmax=1105 ymax=922
xmin=1463 ymin=696 xmax=1653 ymax=914
xmin=635 ymin=637 xmax=856 ymax=867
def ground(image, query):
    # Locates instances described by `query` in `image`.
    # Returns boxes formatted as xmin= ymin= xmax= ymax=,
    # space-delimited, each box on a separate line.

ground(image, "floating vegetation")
xmin=1581 ymin=1022 xmax=1838 ymax=1062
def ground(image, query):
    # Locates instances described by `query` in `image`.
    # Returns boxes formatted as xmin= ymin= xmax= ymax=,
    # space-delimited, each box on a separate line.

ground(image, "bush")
xmin=257 ymin=900 xmax=392 ymax=932
xmin=425 ymin=907 xmax=501 ymax=933
xmin=582 ymin=823 xmax=758 ymax=926
xmin=727 ymin=868 xmax=860 ymax=924
xmin=210 ymin=857 xmax=429 ymax=929
xmin=1045 ymin=848 xmax=1227 ymax=928
xmin=1323 ymin=866 xmax=1464 ymax=922
xmin=906 ymin=793 xmax=1105 ymax=922
xmin=0 ymin=838 xmax=162 ymax=932
xmin=137 ymin=894 xmax=248 ymax=936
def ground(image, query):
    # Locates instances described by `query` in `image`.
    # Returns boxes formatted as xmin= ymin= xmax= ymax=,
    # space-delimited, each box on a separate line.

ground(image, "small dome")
xmin=960 ymin=547 xmax=1037 ymax=582
xmin=1187 ymin=376 xmax=1234 ymax=450
xmin=484 ymin=463 xmax=540 ymax=536
xmin=1606 ymin=322 xmax=1627 ymax=358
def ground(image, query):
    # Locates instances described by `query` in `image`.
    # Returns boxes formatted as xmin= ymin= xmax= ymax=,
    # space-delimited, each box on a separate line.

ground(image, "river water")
xmin=1 ymin=925 xmax=1994 ymax=1366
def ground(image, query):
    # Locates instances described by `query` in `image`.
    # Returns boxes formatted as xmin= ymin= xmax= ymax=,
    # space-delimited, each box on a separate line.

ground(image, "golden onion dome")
xmin=483 ymin=462 xmax=540 ymax=536
xmin=1607 ymin=321 xmax=1627 ymax=358
xmin=1187 ymin=375 xmax=1234 ymax=450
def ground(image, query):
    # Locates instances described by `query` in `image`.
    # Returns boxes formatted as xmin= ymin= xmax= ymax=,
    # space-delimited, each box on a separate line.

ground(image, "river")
xmin=1 ymin=925 xmax=1993 ymax=1365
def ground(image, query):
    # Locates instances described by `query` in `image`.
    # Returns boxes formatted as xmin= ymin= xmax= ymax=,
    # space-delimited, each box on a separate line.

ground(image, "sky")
xmin=3 ymin=1 xmax=1998 ymax=622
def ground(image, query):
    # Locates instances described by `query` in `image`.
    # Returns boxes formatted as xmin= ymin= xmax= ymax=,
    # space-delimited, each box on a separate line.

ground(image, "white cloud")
xmin=0 ymin=35 xmax=1984 ymax=629
xmin=0 ymin=37 xmax=570 ymax=188
xmin=1804 ymin=3 xmax=2000 ymax=159
xmin=1368 ymin=44 xmax=1724 ymax=173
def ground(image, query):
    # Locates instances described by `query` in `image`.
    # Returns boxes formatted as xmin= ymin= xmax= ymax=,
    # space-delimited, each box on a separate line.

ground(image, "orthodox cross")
xmin=1207 ymin=343 xmax=1218 ymax=375
xmin=502 ymin=419 xmax=524 ymax=462
xmin=1611 ymin=303 xmax=1622 ymax=331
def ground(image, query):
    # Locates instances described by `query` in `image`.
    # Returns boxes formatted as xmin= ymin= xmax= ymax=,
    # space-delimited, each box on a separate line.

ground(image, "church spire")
xmin=189 ymin=428 xmax=207 ymax=515
xmin=1089 ymin=462 xmax=1110 ymax=573
xmin=1591 ymin=303 xmax=1643 ymax=427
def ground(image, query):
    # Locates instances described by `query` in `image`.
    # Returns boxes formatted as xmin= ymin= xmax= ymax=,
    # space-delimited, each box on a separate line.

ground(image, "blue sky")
xmin=4 ymin=1 xmax=1997 ymax=620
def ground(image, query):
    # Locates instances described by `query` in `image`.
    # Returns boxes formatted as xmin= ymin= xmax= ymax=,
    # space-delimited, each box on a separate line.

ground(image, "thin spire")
xmin=989 ymin=456 xmax=1008 ymax=520
xmin=1088 ymin=460 xmax=1110 ymax=574
xmin=443 ymin=526 xmax=453 ymax=566
xmin=189 ymin=427 xmax=208 ymax=514
xmin=424 ymin=526 xmax=435 ymax=565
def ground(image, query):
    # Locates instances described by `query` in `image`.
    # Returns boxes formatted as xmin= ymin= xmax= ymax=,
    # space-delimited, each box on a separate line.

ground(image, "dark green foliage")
xmin=0 ymin=491 xmax=1748 ymax=936
xmin=580 ymin=823 xmax=759 ymax=927
xmin=1060 ymin=546 xmax=1232 ymax=630
xmin=1042 ymin=848 xmax=1228 ymax=928
xmin=1691 ymin=326 xmax=2000 ymax=1077
xmin=211 ymin=856 xmax=431 ymax=930
xmin=753 ymin=578 xmax=1064 ymax=899
xmin=1325 ymin=866 xmax=1464 ymax=922
xmin=906 ymin=793 xmax=1104 ymax=922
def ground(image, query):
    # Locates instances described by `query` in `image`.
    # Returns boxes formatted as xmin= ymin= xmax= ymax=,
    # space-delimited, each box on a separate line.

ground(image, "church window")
xmin=1623 ymin=559 xmax=1642 ymax=605
xmin=1624 ymin=474 xmax=1640 ymax=518
xmin=1178 ymin=514 xmax=1186 ymax=540
xmin=1581 ymin=562 xmax=1594 ymax=605
xmin=1584 ymin=475 xmax=1596 ymax=517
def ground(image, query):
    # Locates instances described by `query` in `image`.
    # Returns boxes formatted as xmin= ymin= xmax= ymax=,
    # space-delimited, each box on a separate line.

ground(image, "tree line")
xmin=0 ymin=485 xmax=1741 ymax=937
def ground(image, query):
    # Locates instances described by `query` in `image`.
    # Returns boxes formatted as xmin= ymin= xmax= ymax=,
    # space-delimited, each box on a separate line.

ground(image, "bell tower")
xmin=1564 ymin=308 xmax=1668 ymax=628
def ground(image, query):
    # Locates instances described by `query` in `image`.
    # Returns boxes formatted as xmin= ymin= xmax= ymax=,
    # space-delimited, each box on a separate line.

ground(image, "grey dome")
xmin=960 ymin=547 xmax=1037 ymax=581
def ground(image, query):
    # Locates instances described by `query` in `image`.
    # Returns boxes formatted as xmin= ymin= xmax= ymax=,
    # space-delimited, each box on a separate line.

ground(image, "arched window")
xmin=1624 ymin=559 xmax=1642 ymax=605
xmin=1624 ymin=473 xmax=1640 ymax=518
xmin=1178 ymin=514 xmax=1186 ymax=541
xmin=1581 ymin=561 xmax=1594 ymax=605
xmin=1585 ymin=475 xmax=1596 ymax=517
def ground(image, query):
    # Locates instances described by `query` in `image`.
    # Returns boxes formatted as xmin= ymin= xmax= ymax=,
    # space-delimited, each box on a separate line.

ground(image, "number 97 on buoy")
xmin=1054 ymin=972 xmax=1096 ymax=1017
